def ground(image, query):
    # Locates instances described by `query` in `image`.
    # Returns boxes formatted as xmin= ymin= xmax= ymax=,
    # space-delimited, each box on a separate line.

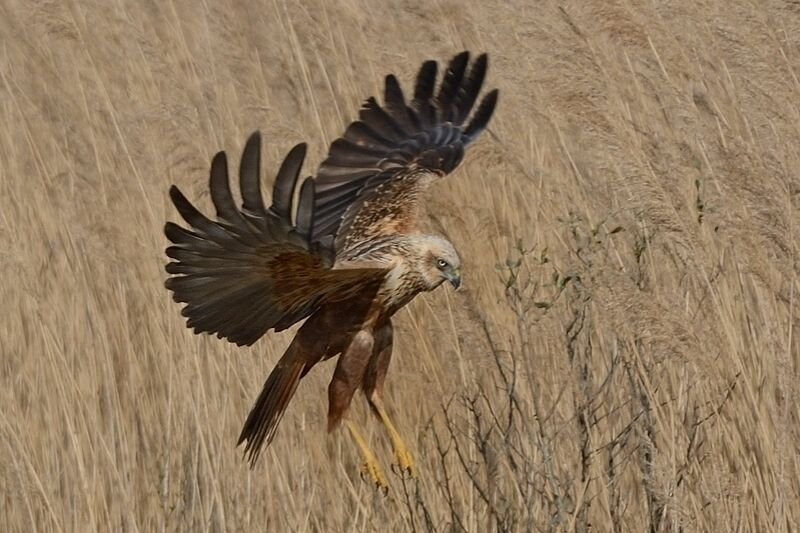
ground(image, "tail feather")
xmin=237 ymin=357 xmax=305 ymax=467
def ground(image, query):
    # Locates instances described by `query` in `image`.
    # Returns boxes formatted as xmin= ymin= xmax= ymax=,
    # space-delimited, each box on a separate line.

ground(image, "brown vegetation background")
xmin=2 ymin=0 xmax=799 ymax=531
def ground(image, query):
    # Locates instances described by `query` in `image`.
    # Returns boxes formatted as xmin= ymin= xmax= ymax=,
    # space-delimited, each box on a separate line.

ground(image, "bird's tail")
xmin=237 ymin=351 xmax=306 ymax=467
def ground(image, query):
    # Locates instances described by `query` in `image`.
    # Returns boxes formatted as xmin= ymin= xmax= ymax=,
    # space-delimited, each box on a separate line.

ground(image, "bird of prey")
xmin=164 ymin=51 xmax=497 ymax=489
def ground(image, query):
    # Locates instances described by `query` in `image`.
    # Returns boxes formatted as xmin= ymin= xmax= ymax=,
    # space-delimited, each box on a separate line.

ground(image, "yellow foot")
xmin=345 ymin=419 xmax=389 ymax=494
xmin=391 ymin=446 xmax=416 ymax=479
xmin=360 ymin=458 xmax=389 ymax=494
xmin=369 ymin=397 xmax=417 ymax=479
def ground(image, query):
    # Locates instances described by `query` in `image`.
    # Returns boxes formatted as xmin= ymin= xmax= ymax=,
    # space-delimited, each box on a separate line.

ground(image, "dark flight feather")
xmin=312 ymin=52 xmax=499 ymax=250
xmin=164 ymin=134 xmax=386 ymax=346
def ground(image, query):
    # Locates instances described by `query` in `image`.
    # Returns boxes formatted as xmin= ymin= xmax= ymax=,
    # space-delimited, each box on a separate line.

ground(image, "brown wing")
xmin=164 ymin=132 xmax=386 ymax=346
xmin=312 ymin=51 xmax=498 ymax=252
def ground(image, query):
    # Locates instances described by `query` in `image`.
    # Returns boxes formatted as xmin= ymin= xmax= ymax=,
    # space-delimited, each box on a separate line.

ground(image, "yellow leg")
xmin=345 ymin=420 xmax=388 ymax=492
xmin=370 ymin=397 xmax=416 ymax=478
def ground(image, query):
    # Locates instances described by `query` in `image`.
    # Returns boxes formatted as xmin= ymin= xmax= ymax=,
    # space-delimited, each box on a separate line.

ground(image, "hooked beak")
xmin=447 ymin=268 xmax=461 ymax=290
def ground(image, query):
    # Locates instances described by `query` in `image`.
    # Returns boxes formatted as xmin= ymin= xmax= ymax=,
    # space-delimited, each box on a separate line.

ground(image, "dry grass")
xmin=1 ymin=0 xmax=799 ymax=531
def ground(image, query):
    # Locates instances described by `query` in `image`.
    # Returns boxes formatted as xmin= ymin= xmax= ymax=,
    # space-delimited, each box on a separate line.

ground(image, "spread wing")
xmin=164 ymin=132 xmax=387 ymax=346
xmin=312 ymin=51 xmax=498 ymax=252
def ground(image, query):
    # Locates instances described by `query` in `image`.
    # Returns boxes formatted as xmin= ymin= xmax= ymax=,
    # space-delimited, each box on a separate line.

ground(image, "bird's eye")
xmin=437 ymin=259 xmax=448 ymax=269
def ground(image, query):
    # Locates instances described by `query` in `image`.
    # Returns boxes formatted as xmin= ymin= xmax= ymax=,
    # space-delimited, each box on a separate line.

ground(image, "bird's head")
xmin=416 ymin=235 xmax=461 ymax=291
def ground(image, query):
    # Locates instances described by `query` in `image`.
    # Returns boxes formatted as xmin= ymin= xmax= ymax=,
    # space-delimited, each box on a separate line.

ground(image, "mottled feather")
xmin=334 ymin=168 xmax=436 ymax=252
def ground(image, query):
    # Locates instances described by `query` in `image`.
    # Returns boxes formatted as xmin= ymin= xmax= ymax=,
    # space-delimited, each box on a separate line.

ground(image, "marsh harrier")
xmin=164 ymin=52 xmax=497 ymax=488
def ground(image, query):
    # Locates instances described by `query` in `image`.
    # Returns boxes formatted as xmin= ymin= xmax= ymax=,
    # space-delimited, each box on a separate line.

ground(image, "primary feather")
xmin=312 ymin=52 xmax=499 ymax=251
xmin=164 ymin=132 xmax=385 ymax=346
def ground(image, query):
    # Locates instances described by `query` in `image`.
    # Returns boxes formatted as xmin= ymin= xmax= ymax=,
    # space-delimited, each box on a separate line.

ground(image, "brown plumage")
xmin=164 ymin=52 xmax=497 ymax=482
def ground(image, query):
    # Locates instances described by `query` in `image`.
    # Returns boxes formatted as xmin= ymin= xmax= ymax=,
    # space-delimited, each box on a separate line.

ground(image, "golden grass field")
xmin=2 ymin=0 xmax=799 ymax=531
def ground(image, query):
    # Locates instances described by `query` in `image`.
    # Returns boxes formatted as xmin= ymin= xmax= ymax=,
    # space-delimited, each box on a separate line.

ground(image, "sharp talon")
xmin=345 ymin=420 xmax=388 ymax=491
xmin=358 ymin=460 xmax=388 ymax=492
xmin=391 ymin=449 xmax=416 ymax=479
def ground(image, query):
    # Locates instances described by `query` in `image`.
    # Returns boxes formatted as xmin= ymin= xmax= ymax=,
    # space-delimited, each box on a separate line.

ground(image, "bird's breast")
xmin=374 ymin=263 xmax=425 ymax=317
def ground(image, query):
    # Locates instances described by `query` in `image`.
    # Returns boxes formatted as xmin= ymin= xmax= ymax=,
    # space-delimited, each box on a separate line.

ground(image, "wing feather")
xmin=412 ymin=60 xmax=438 ymax=128
xmin=464 ymin=89 xmax=499 ymax=140
xmin=343 ymin=121 xmax=395 ymax=150
xmin=271 ymin=142 xmax=307 ymax=220
xmin=324 ymin=138 xmax=389 ymax=167
xmin=164 ymin=133 xmax=386 ymax=346
xmin=238 ymin=132 xmax=270 ymax=231
xmin=454 ymin=53 xmax=488 ymax=125
xmin=294 ymin=178 xmax=315 ymax=240
xmin=359 ymin=97 xmax=408 ymax=140
xmin=383 ymin=75 xmax=416 ymax=131
xmin=209 ymin=152 xmax=244 ymax=225
xmin=436 ymin=51 xmax=469 ymax=121
xmin=312 ymin=52 xmax=498 ymax=251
